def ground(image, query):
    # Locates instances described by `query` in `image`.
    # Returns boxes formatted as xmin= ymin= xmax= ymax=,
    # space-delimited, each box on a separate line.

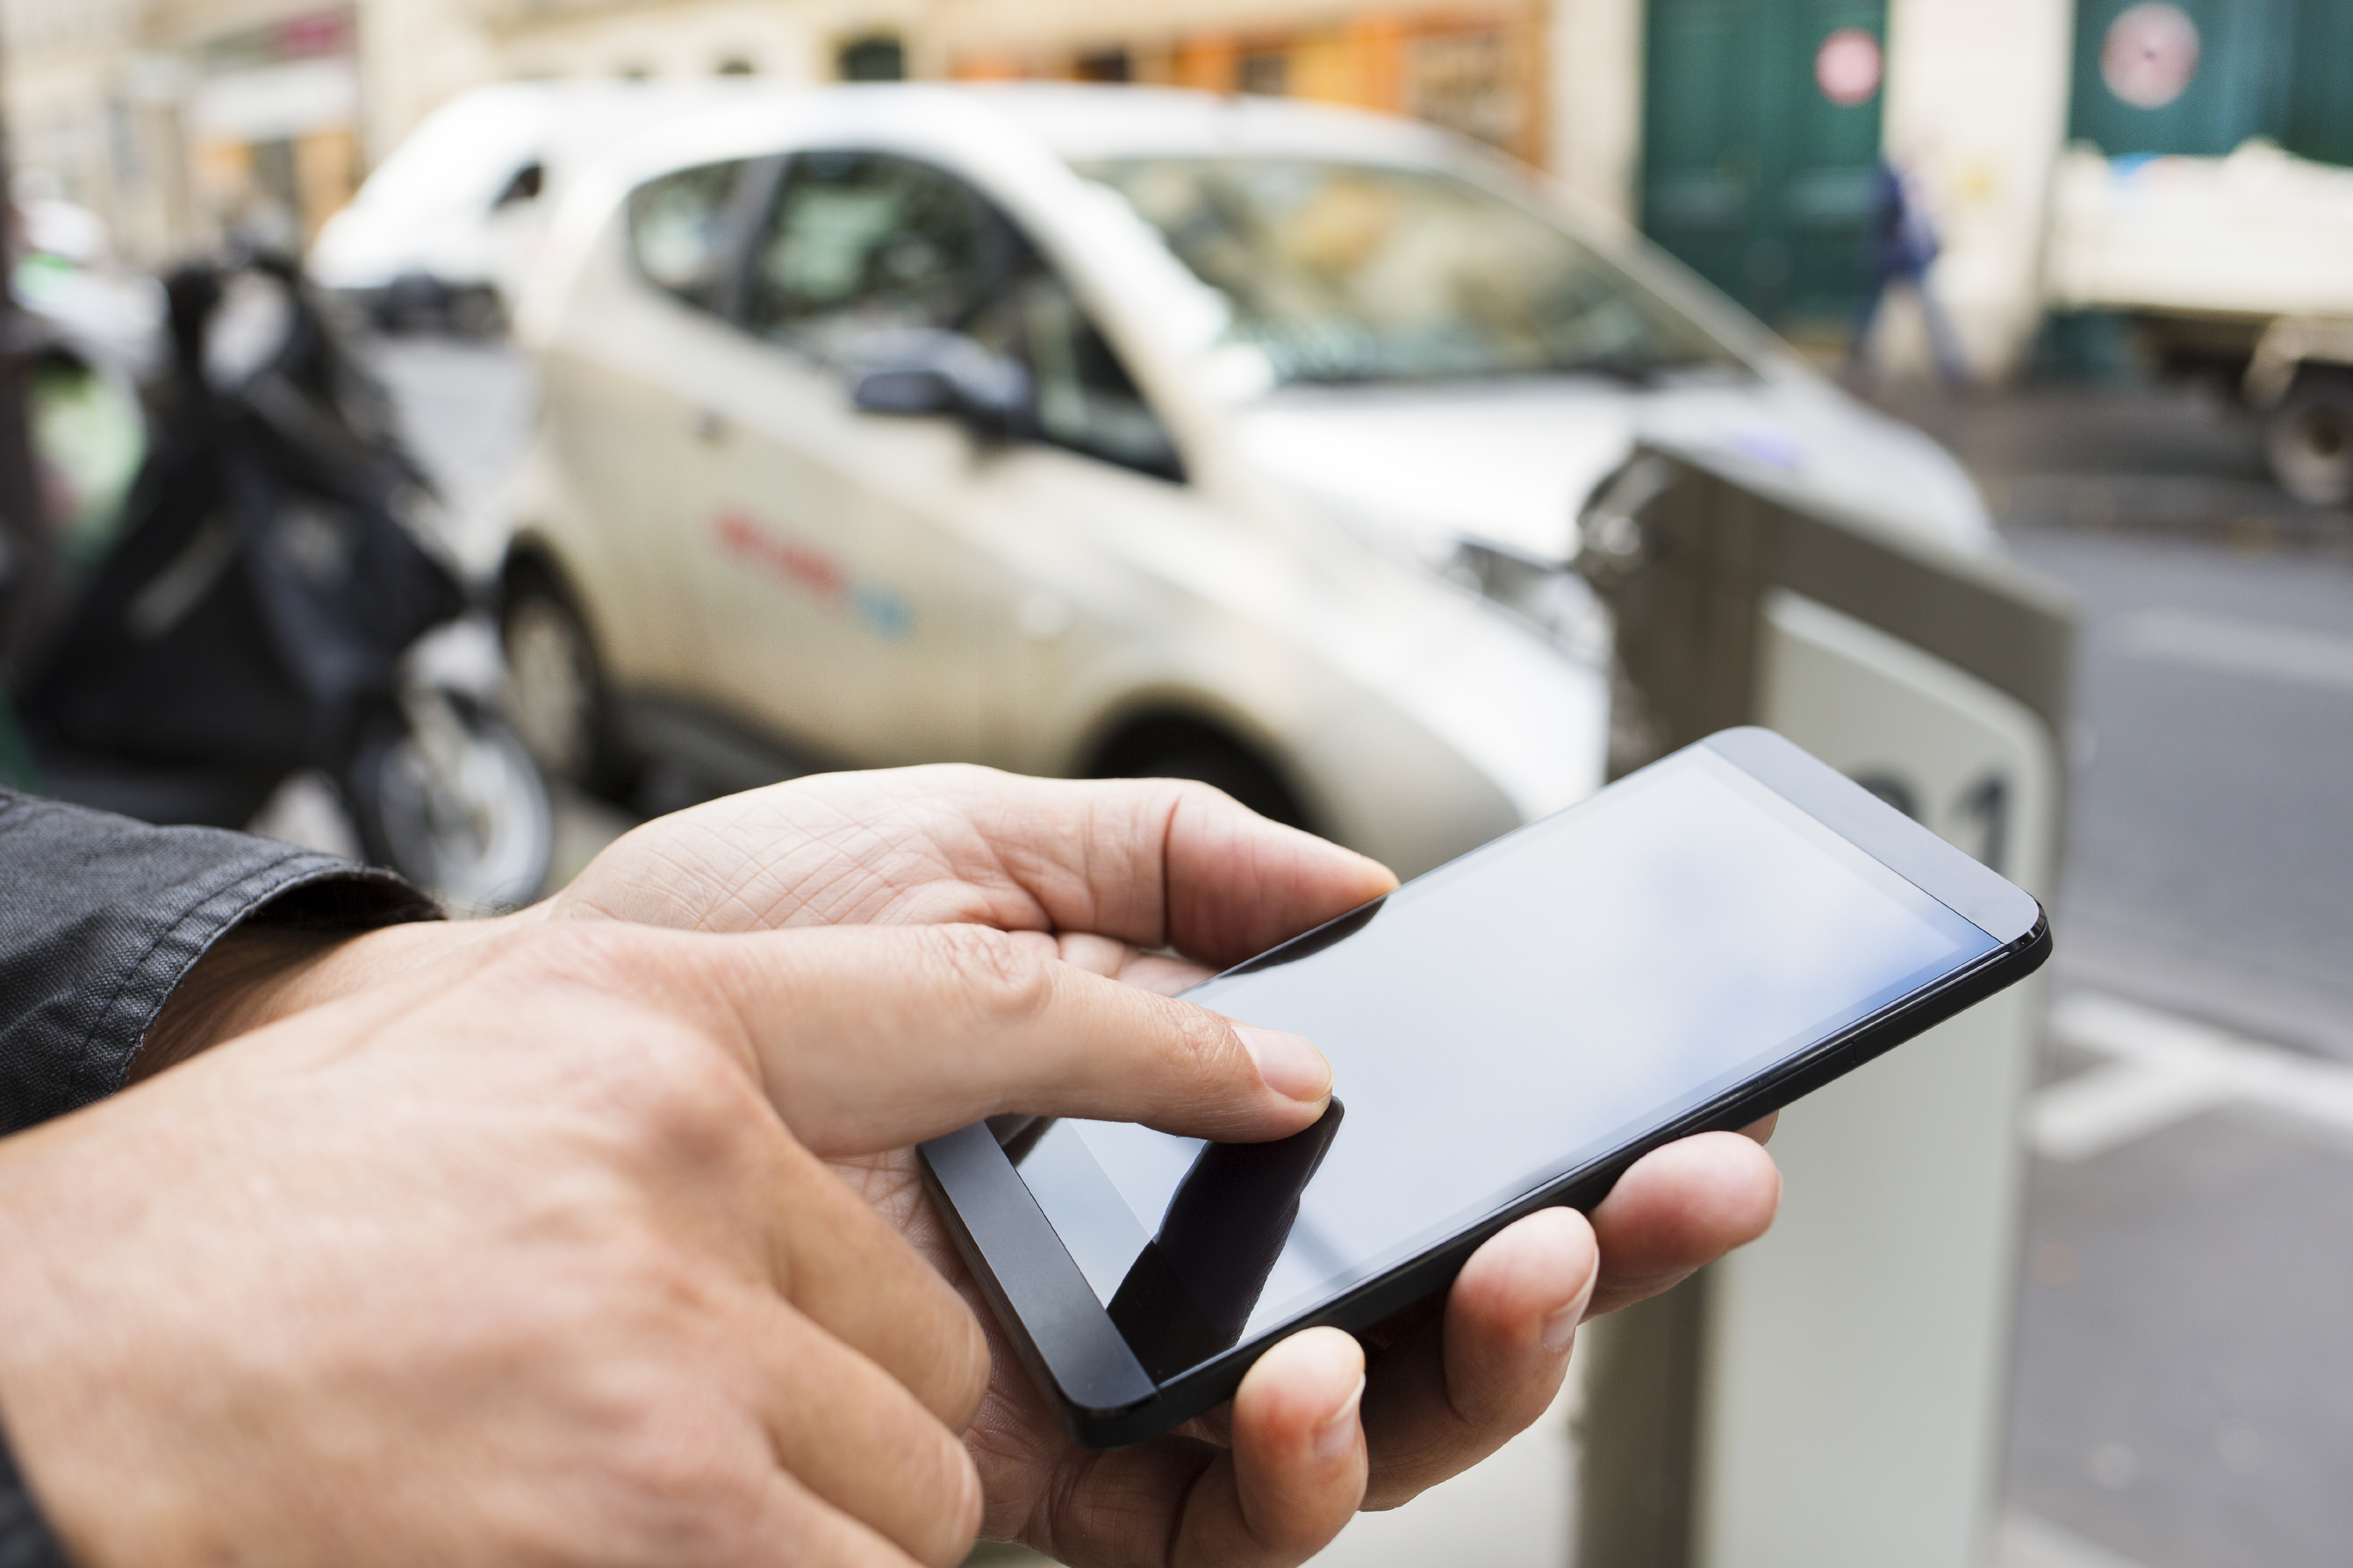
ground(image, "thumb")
xmin=701 ymin=923 xmax=1332 ymax=1157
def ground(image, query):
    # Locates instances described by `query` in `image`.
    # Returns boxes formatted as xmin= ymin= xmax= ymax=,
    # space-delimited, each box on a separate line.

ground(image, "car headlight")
xmin=1442 ymin=537 xmax=1612 ymax=668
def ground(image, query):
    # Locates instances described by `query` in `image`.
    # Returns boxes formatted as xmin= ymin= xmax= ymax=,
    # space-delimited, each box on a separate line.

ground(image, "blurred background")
xmin=0 ymin=3 xmax=2345 ymax=1566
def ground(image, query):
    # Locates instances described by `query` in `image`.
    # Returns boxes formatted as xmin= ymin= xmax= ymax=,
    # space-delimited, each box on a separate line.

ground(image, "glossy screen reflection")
xmin=1009 ymin=748 xmax=1998 ymax=1383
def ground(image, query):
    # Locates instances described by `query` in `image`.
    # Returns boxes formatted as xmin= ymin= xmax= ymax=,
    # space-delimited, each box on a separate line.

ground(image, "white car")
xmin=502 ymin=85 xmax=1997 ymax=878
xmin=311 ymin=81 xmax=751 ymax=334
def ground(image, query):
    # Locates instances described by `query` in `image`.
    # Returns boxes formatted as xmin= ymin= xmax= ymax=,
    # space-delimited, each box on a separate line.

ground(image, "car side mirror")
xmin=850 ymin=330 xmax=1034 ymax=439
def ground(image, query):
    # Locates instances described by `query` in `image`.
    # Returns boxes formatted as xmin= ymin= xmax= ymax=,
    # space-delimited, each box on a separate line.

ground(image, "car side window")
xmin=747 ymin=152 xmax=995 ymax=354
xmin=627 ymin=159 xmax=754 ymax=314
xmin=974 ymin=269 xmax=1185 ymax=483
xmin=746 ymin=149 xmax=1183 ymax=483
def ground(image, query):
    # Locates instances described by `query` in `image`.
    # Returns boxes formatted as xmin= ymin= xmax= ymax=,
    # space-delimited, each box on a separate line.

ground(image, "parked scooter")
xmin=15 ymin=254 xmax=552 ymax=908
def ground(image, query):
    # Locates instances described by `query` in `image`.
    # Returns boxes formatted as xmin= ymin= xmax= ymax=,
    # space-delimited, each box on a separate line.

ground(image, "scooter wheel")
xmin=349 ymin=702 xmax=554 ymax=911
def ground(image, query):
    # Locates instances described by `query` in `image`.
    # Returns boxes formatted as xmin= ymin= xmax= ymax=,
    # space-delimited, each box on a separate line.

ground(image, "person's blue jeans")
xmin=1850 ymin=262 xmax=1969 ymax=387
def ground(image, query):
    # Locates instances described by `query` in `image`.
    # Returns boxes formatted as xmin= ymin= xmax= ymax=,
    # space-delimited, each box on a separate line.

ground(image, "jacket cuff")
xmin=0 ymin=1421 xmax=68 ymax=1568
xmin=0 ymin=790 xmax=442 ymax=1135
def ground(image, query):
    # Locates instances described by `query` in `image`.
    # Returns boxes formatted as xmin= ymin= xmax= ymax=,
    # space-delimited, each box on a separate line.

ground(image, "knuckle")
xmin=574 ymin=1023 xmax=760 ymax=1171
xmin=926 ymin=923 xmax=1056 ymax=1028
xmin=1164 ymin=997 xmax=1239 ymax=1079
xmin=919 ymin=761 xmax=1006 ymax=797
xmin=1166 ymin=774 xmax=1248 ymax=823
xmin=596 ymin=1406 xmax=769 ymax=1564
xmin=944 ymin=1308 xmax=992 ymax=1432
xmin=938 ymin=1446 xmax=986 ymax=1567
xmin=887 ymin=1284 xmax=996 ymax=1435
xmin=1166 ymin=774 xmax=1227 ymax=808
xmin=640 ymin=1049 xmax=758 ymax=1158
xmin=891 ymin=1416 xmax=984 ymax=1568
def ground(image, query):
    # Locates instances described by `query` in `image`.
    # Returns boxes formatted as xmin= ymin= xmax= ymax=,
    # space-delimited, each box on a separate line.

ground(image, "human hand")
xmin=551 ymin=768 xmax=1783 ymax=1565
xmin=0 ymin=909 xmax=1333 ymax=1568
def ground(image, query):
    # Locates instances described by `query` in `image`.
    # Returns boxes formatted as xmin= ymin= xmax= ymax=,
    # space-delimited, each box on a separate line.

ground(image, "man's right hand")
xmin=0 ymin=917 xmax=1332 ymax=1568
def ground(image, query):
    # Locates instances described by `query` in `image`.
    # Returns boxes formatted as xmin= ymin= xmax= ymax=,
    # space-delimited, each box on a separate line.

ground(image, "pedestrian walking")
xmin=1851 ymin=154 xmax=1970 ymax=388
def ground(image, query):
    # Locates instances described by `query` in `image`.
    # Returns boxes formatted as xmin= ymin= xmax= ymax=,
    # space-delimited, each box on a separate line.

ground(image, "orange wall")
xmin=951 ymin=5 xmax=1545 ymax=165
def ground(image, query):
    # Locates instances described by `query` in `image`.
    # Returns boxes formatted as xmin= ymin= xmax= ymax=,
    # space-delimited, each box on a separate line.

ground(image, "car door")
xmin=949 ymin=258 xmax=1266 ymax=781
xmin=677 ymin=148 xmax=1025 ymax=767
xmin=554 ymin=154 xmax=767 ymax=694
xmin=676 ymin=146 xmax=1246 ymax=779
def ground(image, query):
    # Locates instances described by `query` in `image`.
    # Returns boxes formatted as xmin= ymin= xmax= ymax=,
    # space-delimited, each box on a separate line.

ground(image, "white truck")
xmin=2044 ymin=139 xmax=2353 ymax=505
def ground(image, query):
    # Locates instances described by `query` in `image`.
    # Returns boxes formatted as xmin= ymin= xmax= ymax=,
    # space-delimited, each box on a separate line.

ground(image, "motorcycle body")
xmin=15 ymin=256 xmax=554 ymax=910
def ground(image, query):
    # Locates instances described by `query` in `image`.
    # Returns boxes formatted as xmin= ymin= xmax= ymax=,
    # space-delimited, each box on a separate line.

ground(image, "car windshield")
xmin=1074 ymin=157 xmax=1742 ymax=387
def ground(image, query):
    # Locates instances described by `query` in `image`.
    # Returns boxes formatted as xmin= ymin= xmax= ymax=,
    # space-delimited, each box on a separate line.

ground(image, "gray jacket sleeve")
xmin=0 ymin=788 xmax=439 ymax=1136
xmin=0 ymin=789 xmax=440 ymax=1561
xmin=0 ymin=1431 xmax=63 ymax=1568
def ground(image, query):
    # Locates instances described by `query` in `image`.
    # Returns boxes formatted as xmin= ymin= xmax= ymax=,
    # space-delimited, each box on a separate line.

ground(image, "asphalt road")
xmin=377 ymin=338 xmax=2352 ymax=1565
xmin=2019 ymin=528 xmax=2353 ymax=1058
xmin=1961 ymin=386 xmax=2353 ymax=1568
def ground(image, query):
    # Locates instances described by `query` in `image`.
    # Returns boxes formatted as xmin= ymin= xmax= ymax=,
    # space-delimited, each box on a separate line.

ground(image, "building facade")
xmin=2 ymin=0 xmax=367 ymax=257
xmin=10 ymin=0 xmax=2334 ymax=378
xmin=361 ymin=0 xmax=2071 ymax=374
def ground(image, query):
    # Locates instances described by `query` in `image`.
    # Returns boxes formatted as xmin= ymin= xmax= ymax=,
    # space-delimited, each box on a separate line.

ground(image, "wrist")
xmin=133 ymin=916 xmax=518 ymax=1079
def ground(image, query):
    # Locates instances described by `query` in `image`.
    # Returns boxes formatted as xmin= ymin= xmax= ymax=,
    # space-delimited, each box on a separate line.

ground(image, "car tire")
xmin=2265 ymin=369 xmax=2353 ymax=508
xmin=502 ymin=568 xmax=629 ymax=795
xmin=1092 ymin=720 xmax=1313 ymax=833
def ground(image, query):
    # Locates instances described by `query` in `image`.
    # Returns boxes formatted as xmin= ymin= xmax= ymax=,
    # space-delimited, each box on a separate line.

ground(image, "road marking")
xmin=1996 ymin=1510 xmax=2150 ymax=1568
xmin=2032 ymin=992 xmax=2353 ymax=1161
xmin=2118 ymin=607 xmax=2353 ymax=694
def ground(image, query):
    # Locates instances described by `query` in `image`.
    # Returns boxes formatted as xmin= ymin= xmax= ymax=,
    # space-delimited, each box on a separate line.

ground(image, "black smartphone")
xmin=919 ymin=728 xmax=2050 ymax=1448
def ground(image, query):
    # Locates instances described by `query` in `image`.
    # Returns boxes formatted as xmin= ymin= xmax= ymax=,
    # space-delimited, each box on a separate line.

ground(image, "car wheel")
xmin=1093 ymin=720 xmax=1313 ymax=833
xmin=502 ymin=571 xmax=622 ymax=793
xmin=2266 ymin=370 xmax=2353 ymax=507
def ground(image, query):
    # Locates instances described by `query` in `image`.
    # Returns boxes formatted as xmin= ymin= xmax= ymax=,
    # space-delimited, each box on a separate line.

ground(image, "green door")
xmin=2069 ymin=0 xmax=2353 ymax=168
xmin=2069 ymin=0 xmax=2290 ymax=158
xmin=1642 ymin=0 xmax=1888 ymax=331
xmin=2286 ymin=1 xmax=2353 ymax=165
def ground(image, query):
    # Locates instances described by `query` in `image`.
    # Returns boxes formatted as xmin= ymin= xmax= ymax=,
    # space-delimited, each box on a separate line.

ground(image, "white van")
xmin=311 ymin=81 xmax=751 ymax=333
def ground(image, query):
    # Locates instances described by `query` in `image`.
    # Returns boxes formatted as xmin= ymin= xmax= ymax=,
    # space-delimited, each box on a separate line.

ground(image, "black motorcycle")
xmin=14 ymin=254 xmax=551 ymax=909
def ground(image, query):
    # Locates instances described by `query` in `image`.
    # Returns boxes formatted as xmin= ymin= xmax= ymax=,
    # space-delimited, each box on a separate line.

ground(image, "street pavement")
xmin=1881 ymin=379 xmax=2353 ymax=1568
xmin=1982 ymin=430 xmax=2353 ymax=1568
xmin=377 ymin=337 xmax=2351 ymax=1565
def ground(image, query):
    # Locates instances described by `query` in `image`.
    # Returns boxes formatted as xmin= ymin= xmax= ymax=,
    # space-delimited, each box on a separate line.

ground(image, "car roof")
xmin=606 ymin=81 xmax=1472 ymax=178
xmin=956 ymin=83 xmax=1463 ymax=166
xmin=355 ymin=80 xmax=768 ymax=214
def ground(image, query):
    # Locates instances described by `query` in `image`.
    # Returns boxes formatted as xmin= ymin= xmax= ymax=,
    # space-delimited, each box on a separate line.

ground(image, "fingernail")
xmin=1314 ymin=1373 xmax=1366 ymax=1463
xmin=1237 ymin=1026 xmax=1332 ymax=1104
xmin=1541 ymin=1302 xmax=1581 ymax=1355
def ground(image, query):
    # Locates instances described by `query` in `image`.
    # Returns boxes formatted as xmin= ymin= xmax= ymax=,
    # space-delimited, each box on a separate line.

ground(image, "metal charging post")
xmin=1572 ymin=446 xmax=2074 ymax=1568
